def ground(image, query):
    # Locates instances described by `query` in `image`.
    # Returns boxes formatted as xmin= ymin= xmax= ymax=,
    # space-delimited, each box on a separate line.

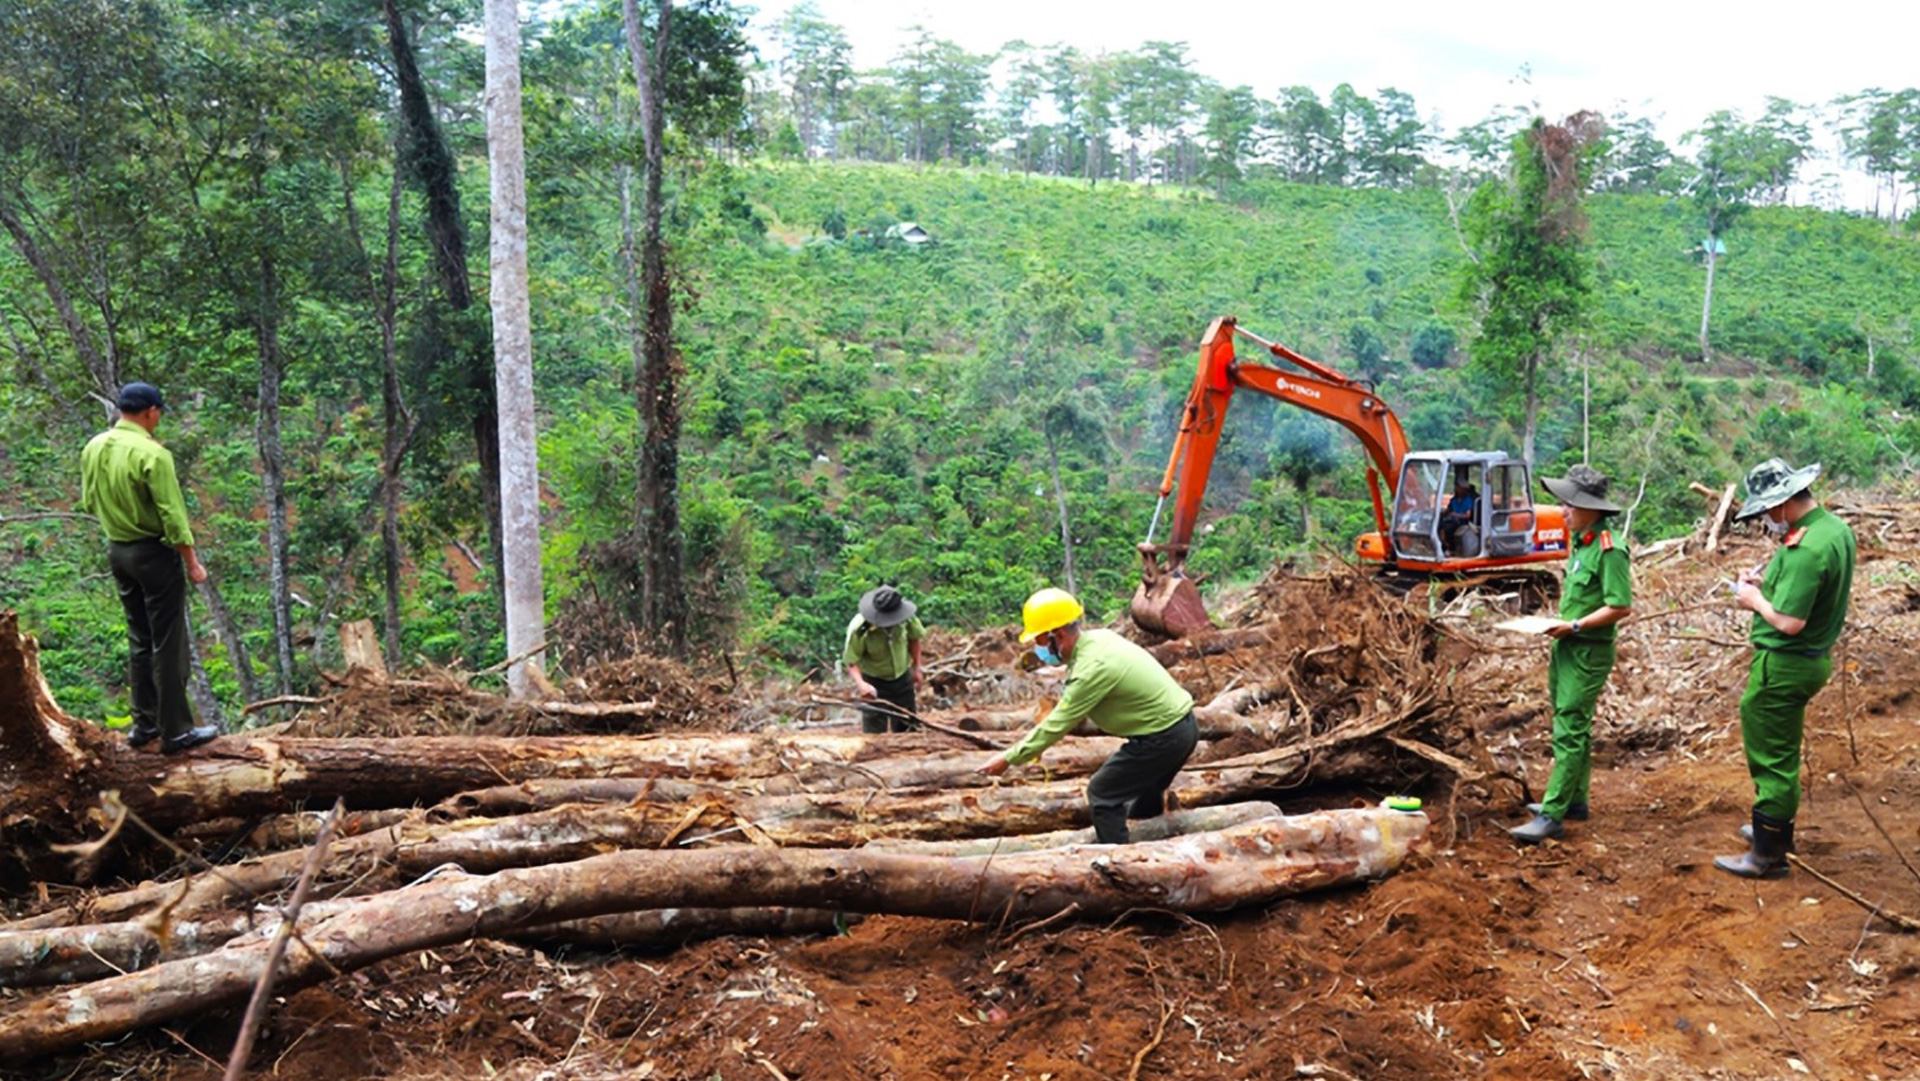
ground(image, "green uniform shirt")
xmin=79 ymin=420 xmax=196 ymax=547
xmin=842 ymin=615 xmax=925 ymax=681
xmin=1559 ymin=527 xmax=1632 ymax=642
xmin=1003 ymin=629 xmax=1194 ymax=766
xmin=1751 ymin=506 xmax=1855 ymax=656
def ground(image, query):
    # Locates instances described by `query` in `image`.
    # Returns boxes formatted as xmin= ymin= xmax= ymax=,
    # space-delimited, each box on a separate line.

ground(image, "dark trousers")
xmin=859 ymin=671 xmax=919 ymax=733
xmin=1088 ymin=712 xmax=1199 ymax=844
xmin=108 ymin=538 xmax=195 ymax=740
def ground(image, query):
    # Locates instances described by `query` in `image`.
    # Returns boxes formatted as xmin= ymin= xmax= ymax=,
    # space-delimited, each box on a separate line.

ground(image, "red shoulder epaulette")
xmin=1599 ymin=530 xmax=1614 ymax=551
xmin=1784 ymin=527 xmax=1806 ymax=547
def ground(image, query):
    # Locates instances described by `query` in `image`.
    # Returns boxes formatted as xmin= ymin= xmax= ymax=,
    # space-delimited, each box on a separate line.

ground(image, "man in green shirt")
xmin=977 ymin=587 xmax=1198 ymax=844
xmin=79 ymin=383 xmax=219 ymax=754
xmin=843 ymin=585 xmax=926 ymax=733
xmin=1716 ymin=458 xmax=1855 ymax=879
xmin=1510 ymin=465 xmax=1634 ymax=844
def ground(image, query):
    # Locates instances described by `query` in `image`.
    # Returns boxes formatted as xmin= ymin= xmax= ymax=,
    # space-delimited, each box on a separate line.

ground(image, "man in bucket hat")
xmin=1715 ymin=458 xmax=1855 ymax=878
xmin=1510 ymin=464 xmax=1633 ymax=844
xmin=976 ymin=587 xmax=1198 ymax=844
xmin=843 ymin=585 xmax=926 ymax=732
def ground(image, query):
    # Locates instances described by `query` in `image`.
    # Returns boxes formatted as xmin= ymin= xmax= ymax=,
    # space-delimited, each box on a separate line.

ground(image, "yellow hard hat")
xmin=1019 ymin=587 xmax=1084 ymax=643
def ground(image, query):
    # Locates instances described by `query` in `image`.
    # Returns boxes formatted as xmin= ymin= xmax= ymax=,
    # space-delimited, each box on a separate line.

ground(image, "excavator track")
xmin=1369 ymin=567 xmax=1561 ymax=614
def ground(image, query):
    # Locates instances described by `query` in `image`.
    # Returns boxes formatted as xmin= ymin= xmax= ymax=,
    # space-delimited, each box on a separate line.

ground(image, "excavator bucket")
xmin=1130 ymin=574 xmax=1214 ymax=639
xmin=1131 ymin=547 xmax=1216 ymax=639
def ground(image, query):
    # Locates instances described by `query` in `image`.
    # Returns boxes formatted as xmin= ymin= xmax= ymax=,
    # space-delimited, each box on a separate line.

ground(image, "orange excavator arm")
xmin=1131 ymin=317 xmax=1411 ymax=638
xmin=1144 ymin=316 xmax=1409 ymax=571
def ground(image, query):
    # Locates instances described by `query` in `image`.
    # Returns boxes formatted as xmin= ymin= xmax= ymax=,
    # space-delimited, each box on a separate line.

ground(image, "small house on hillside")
xmin=884 ymin=221 xmax=933 ymax=246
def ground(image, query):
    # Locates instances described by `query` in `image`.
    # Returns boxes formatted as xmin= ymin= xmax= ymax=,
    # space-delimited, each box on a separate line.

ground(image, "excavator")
xmin=1132 ymin=316 xmax=1571 ymax=638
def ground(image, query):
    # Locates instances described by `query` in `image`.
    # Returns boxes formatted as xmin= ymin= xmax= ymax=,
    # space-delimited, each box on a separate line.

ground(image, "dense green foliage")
xmin=4 ymin=1 xmax=1920 ymax=722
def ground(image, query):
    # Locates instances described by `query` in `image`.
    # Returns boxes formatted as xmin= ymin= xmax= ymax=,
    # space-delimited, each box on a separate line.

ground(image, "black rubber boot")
xmin=1714 ymin=811 xmax=1792 ymax=879
xmin=1737 ymin=822 xmax=1797 ymax=853
xmin=1528 ymin=801 xmax=1590 ymax=821
xmin=1507 ymin=814 xmax=1564 ymax=844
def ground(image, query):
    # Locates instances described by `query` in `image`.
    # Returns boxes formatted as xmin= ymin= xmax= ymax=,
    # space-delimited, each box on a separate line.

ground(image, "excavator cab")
xmin=1384 ymin=452 xmax=1547 ymax=568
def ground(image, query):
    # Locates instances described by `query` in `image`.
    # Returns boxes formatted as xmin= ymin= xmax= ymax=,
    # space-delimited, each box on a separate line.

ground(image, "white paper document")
xmin=1493 ymin=615 xmax=1564 ymax=635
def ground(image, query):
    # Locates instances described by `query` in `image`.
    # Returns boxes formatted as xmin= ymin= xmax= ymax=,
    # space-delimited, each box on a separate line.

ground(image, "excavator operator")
xmin=1441 ymin=478 xmax=1480 ymax=556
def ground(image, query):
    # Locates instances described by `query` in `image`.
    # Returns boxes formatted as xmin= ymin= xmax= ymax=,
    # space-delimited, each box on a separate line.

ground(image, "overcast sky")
xmin=748 ymin=0 xmax=1920 ymax=202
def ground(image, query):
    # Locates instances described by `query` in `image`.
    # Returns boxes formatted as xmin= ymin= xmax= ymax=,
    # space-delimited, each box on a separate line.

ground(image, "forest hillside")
xmin=6 ymin=159 xmax=1919 ymax=717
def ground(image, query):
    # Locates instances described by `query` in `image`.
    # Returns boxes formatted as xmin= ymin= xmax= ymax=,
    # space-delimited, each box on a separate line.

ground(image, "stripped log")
xmin=513 ymin=906 xmax=852 ymax=949
xmin=424 ymin=739 xmax=1125 ymax=822
xmin=932 ymin=702 xmax=1289 ymax=742
xmin=1705 ymin=481 xmax=1738 ymax=552
xmin=868 ymin=801 xmax=1282 ymax=856
xmin=89 ymin=730 xmax=960 ymax=829
xmin=172 ymin=808 xmax=415 ymax=850
xmin=0 ymin=891 xmax=849 ymax=988
xmin=0 ymin=807 xmax=1429 ymax=1060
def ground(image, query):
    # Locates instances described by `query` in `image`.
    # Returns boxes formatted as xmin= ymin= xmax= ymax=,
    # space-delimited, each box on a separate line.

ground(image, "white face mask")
xmin=1762 ymin=515 xmax=1788 ymax=537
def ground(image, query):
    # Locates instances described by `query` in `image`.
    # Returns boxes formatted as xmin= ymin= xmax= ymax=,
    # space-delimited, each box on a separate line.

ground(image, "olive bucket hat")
xmin=857 ymin=585 xmax=917 ymax=628
xmin=1734 ymin=457 xmax=1822 ymax=521
xmin=1540 ymin=463 xmax=1623 ymax=514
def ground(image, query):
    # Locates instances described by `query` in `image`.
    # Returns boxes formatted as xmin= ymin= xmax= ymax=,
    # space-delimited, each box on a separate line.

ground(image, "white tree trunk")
xmin=1043 ymin=428 xmax=1077 ymax=595
xmin=1580 ymin=345 xmax=1589 ymax=462
xmin=1522 ymin=353 xmax=1539 ymax=467
xmin=485 ymin=0 xmax=546 ymax=698
xmin=1699 ymin=246 xmax=1718 ymax=363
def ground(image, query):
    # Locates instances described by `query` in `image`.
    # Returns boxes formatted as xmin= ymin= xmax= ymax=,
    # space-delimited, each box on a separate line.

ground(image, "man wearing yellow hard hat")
xmin=977 ymin=587 xmax=1199 ymax=843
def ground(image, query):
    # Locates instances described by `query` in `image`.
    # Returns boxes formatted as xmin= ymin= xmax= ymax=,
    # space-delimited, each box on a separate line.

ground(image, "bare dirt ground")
xmin=15 ymin=527 xmax=1920 ymax=1081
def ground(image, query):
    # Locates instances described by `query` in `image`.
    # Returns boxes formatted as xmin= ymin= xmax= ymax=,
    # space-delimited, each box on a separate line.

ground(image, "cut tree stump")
xmin=338 ymin=619 xmax=386 ymax=677
xmin=0 ymin=806 xmax=1428 ymax=1060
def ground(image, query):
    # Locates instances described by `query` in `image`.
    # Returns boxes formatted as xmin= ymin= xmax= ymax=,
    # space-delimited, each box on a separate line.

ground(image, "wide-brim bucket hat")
xmin=1735 ymin=458 xmax=1822 ymax=520
xmin=858 ymin=585 xmax=916 ymax=627
xmin=1540 ymin=463 xmax=1623 ymax=514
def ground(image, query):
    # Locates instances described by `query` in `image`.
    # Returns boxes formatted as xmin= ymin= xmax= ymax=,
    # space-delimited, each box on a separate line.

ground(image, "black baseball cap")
xmin=116 ymin=382 xmax=166 ymax=412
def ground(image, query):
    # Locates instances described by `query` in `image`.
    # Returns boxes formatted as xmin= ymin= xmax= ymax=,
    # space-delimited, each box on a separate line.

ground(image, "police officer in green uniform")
xmin=1510 ymin=465 xmax=1633 ymax=844
xmin=843 ymin=585 xmax=926 ymax=733
xmin=1715 ymin=458 xmax=1855 ymax=879
xmin=79 ymin=383 xmax=220 ymax=753
xmin=977 ymin=587 xmax=1198 ymax=844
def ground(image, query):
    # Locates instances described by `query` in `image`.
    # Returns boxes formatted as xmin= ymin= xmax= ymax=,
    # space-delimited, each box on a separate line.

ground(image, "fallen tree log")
xmin=0 ymin=613 xmax=965 ymax=842
xmin=0 ymin=893 xmax=849 ymax=988
xmin=932 ymin=702 xmax=1291 ymax=742
xmin=868 ymin=801 xmax=1282 ymax=856
xmin=0 ymin=807 xmax=1428 ymax=1060
xmin=176 ymin=807 xmax=418 ymax=851
xmin=422 ymin=739 xmax=1125 ymax=822
xmin=516 ymin=906 xmax=852 ymax=950
xmin=1147 ymin=625 xmax=1276 ymax=665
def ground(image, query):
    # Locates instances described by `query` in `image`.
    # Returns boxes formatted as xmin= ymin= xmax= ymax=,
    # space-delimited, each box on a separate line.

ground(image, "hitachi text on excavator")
xmin=1132 ymin=316 xmax=1570 ymax=638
